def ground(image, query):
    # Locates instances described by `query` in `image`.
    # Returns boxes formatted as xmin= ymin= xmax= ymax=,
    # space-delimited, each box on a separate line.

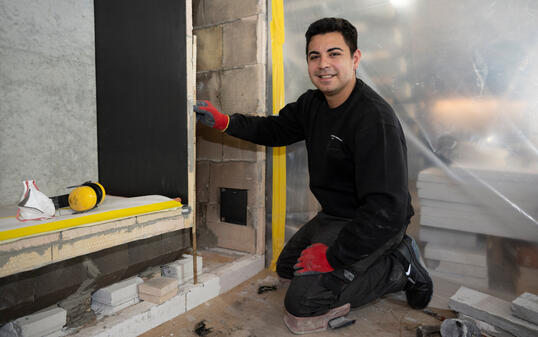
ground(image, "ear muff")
xmin=67 ymin=182 xmax=106 ymax=212
xmin=82 ymin=182 xmax=106 ymax=206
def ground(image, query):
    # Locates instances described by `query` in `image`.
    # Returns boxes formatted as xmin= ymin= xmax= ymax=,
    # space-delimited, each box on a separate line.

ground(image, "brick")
xmin=91 ymin=277 xmax=143 ymax=306
xmin=14 ymin=306 xmax=66 ymax=337
xmin=193 ymin=0 xmax=259 ymax=27
xmin=512 ymin=292 xmax=538 ymax=325
xmin=220 ymin=64 xmax=264 ymax=114
xmin=138 ymin=277 xmax=178 ymax=297
xmin=222 ymin=16 xmax=258 ymax=68
xmin=184 ymin=273 xmax=220 ymax=311
xmin=196 ymin=124 xmax=223 ymax=161
xmin=139 ymin=288 xmax=178 ymax=305
xmin=196 ymin=161 xmax=210 ymax=202
xmin=222 ymin=133 xmax=259 ymax=162
xmin=195 ymin=25 xmax=222 ymax=71
xmin=449 ymin=287 xmax=538 ymax=337
xmin=196 ymin=71 xmax=221 ymax=105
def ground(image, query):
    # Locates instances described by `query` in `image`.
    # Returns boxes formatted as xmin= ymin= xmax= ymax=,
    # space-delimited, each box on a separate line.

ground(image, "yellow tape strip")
xmin=269 ymin=0 xmax=286 ymax=271
xmin=0 ymin=200 xmax=182 ymax=242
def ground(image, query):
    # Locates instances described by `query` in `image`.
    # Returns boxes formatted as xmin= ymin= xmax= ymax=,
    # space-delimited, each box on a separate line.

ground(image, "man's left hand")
xmin=293 ymin=243 xmax=335 ymax=276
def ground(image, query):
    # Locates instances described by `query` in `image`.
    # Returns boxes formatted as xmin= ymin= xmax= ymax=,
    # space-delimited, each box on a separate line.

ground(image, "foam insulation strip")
xmin=0 ymin=197 xmax=182 ymax=242
xmin=269 ymin=0 xmax=286 ymax=272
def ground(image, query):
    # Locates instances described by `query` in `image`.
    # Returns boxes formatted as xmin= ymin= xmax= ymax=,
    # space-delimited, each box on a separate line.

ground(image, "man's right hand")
xmin=194 ymin=100 xmax=230 ymax=131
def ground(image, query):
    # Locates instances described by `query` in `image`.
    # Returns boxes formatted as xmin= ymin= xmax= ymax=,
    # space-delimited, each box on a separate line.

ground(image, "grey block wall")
xmin=0 ymin=0 xmax=97 ymax=205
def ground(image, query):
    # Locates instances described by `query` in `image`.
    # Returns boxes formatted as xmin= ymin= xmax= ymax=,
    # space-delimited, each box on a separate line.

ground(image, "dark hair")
xmin=305 ymin=18 xmax=358 ymax=56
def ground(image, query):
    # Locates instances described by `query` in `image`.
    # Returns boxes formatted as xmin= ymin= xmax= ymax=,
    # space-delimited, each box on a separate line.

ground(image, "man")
xmin=195 ymin=18 xmax=432 ymax=334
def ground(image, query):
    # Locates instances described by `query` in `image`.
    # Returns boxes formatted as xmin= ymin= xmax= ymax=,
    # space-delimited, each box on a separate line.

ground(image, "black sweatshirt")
xmin=226 ymin=79 xmax=414 ymax=269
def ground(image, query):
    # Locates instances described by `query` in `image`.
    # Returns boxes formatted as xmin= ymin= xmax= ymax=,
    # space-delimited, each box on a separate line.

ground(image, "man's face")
xmin=307 ymin=32 xmax=361 ymax=104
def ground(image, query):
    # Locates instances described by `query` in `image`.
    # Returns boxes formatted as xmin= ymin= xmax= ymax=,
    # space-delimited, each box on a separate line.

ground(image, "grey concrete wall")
xmin=0 ymin=0 xmax=97 ymax=205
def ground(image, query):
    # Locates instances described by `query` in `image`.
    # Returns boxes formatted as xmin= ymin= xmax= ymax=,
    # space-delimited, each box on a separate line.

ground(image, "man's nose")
xmin=319 ymin=54 xmax=329 ymax=68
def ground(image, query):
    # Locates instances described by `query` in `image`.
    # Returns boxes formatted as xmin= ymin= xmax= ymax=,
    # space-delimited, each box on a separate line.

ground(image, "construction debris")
xmin=194 ymin=320 xmax=212 ymax=336
xmin=440 ymin=318 xmax=481 ymax=337
xmin=415 ymin=324 xmax=440 ymax=337
xmin=257 ymin=285 xmax=277 ymax=294
xmin=448 ymin=287 xmax=538 ymax=337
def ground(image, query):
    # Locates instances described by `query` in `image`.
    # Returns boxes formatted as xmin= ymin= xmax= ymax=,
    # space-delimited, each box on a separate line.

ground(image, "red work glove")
xmin=194 ymin=100 xmax=230 ymax=131
xmin=293 ymin=243 xmax=335 ymax=276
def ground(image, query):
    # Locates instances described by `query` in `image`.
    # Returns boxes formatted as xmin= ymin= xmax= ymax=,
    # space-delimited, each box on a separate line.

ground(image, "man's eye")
xmin=309 ymin=55 xmax=319 ymax=60
xmin=330 ymin=52 xmax=341 ymax=57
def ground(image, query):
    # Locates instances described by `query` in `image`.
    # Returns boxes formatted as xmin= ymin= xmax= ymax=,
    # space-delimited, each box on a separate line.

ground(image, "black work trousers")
xmin=276 ymin=212 xmax=407 ymax=317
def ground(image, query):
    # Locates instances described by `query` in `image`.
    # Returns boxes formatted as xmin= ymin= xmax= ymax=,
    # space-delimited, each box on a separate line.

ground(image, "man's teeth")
xmin=320 ymin=75 xmax=333 ymax=78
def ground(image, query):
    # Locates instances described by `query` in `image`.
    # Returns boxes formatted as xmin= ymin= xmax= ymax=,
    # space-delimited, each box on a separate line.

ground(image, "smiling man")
xmin=195 ymin=18 xmax=432 ymax=334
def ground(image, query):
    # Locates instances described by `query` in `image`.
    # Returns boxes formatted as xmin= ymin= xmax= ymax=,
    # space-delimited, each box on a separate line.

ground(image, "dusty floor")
xmin=142 ymin=269 xmax=459 ymax=337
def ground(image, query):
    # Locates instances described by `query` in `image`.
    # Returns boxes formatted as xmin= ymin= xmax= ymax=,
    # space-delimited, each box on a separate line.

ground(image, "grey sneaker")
xmin=395 ymin=235 xmax=433 ymax=309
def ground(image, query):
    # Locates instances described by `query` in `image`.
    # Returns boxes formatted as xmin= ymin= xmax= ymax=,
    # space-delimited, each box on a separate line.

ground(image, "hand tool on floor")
xmin=416 ymin=324 xmax=440 ymax=337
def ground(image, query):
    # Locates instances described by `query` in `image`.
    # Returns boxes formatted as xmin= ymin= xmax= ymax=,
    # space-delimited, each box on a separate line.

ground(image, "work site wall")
xmin=0 ymin=0 xmax=98 ymax=205
xmin=277 ymin=0 xmax=538 ymax=295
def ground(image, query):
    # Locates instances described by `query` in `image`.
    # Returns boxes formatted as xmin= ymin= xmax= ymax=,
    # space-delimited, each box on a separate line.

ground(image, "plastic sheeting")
xmin=275 ymin=0 xmax=538 ymax=294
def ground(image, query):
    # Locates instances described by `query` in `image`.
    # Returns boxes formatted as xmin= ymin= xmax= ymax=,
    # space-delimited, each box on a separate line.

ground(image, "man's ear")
xmin=353 ymin=49 xmax=362 ymax=70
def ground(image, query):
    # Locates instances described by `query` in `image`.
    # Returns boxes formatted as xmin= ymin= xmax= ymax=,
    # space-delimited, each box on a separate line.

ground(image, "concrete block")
xmin=419 ymin=226 xmax=483 ymax=249
xmin=185 ymin=273 xmax=221 ymax=311
xmin=207 ymin=221 xmax=256 ymax=253
xmin=138 ymin=277 xmax=178 ymax=297
xmin=448 ymin=287 xmax=538 ymax=337
xmin=424 ymin=243 xmax=487 ymax=267
xmin=220 ymin=65 xmax=264 ymax=114
xmin=196 ymin=161 xmax=210 ymax=202
xmin=14 ymin=306 xmax=66 ymax=337
xmin=458 ymin=314 xmax=515 ymax=337
xmin=214 ymin=254 xmax=264 ymax=294
xmin=91 ymin=277 xmax=143 ymax=306
xmin=0 ymin=233 xmax=59 ymax=252
xmin=161 ymin=255 xmax=203 ymax=284
xmin=512 ymin=292 xmax=538 ymax=325
xmin=222 ymin=132 xmax=259 ymax=161
xmin=193 ymin=0 xmax=259 ymax=27
xmin=197 ymin=124 xmax=223 ymax=162
xmin=222 ymin=17 xmax=258 ymax=68
xmin=195 ymin=71 xmax=221 ymax=105
xmin=195 ymin=26 xmax=223 ymax=71
xmin=73 ymin=292 xmax=186 ymax=337
xmin=139 ymin=288 xmax=178 ymax=305
xmin=91 ymin=297 xmax=139 ymax=316
xmin=209 ymin=161 xmax=264 ymax=207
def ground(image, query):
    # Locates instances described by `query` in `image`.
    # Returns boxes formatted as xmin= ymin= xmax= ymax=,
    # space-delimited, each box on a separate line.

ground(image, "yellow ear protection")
xmin=51 ymin=182 xmax=106 ymax=212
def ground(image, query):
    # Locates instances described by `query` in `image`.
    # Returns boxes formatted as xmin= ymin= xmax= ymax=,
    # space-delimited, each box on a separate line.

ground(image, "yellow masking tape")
xmin=0 ymin=200 xmax=182 ymax=242
xmin=269 ymin=0 xmax=286 ymax=271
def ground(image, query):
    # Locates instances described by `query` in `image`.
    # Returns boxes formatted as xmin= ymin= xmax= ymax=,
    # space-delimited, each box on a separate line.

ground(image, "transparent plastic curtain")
xmin=279 ymin=0 xmax=538 ymax=294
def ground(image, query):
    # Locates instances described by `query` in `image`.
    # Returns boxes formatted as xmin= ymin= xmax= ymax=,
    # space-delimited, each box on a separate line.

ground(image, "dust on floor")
xmin=142 ymin=269 xmax=457 ymax=337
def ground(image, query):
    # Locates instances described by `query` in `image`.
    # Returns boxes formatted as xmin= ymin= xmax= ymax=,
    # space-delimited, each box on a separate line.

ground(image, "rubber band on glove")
xmin=193 ymin=100 xmax=230 ymax=131
xmin=293 ymin=243 xmax=335 ymax=276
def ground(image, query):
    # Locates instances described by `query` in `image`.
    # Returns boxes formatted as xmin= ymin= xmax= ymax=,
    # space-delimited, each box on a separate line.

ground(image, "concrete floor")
xmin=142 ymin=270 xmax=459 ymax=337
